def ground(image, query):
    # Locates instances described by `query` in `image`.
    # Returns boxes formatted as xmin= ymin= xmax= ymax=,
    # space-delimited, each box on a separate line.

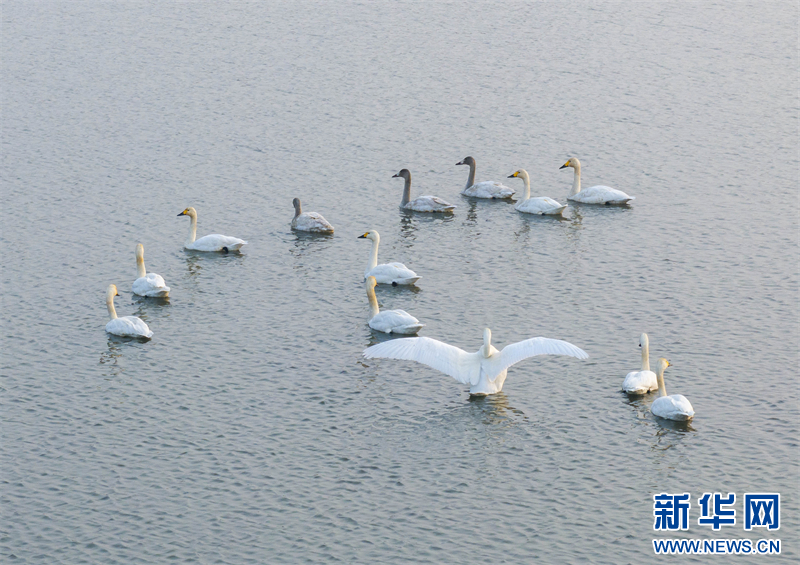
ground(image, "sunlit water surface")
xmin=2 ymin=2 xmax=797 ymax=563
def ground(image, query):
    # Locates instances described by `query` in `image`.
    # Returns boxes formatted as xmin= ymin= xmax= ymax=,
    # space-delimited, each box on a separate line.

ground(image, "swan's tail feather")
xmin=146 ymin=287 xmax=170 ymax=298
xmin=395 ymin=323 xmax=425 ymax=334
xmin=395 ymin=276 xmax=421 ymax=285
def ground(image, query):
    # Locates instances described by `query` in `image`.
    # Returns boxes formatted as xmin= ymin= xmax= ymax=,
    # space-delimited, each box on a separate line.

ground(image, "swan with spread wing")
xmin=363 ymin=328 xmax=588 ymax=395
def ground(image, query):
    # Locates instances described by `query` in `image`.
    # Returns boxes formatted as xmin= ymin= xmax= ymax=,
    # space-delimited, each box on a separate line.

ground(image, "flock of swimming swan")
xmin=103 ymin=156 xmax=692 ymax=421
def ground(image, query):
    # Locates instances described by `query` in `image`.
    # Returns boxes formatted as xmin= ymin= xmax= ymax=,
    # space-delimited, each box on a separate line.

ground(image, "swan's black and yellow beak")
xmin=115 ymin=291 xmax=120 ymax=296
xmin=507 ymin=172 xmax=519 ymax=178
xmin=456 ymin=160 xmax=464 ymax=166
xmin=177 ymin=210 xmax=186 ymax=216
xmin=357 ymin=233 xmax=369 ymax=239
xmin=559 ymin=161 xmax=570 ymax=169
xmin=391 ymin=173 xmax=400 ymax=178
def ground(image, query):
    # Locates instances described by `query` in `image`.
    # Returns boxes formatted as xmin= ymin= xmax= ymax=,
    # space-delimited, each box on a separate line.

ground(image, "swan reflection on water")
xmin=464 ymin=392 xmax=527 ymax=426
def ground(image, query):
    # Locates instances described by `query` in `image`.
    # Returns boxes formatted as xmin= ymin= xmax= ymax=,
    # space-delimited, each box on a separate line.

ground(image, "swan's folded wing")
xmin=363 ymin=337 xmax=478 ymax=384
xmin=484 ymin=337 xmax=588 ymax=376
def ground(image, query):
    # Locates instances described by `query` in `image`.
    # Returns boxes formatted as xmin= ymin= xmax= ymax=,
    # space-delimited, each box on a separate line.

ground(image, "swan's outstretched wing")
xmin=484 ymin=337 xmax=588 ymax=376
xmin=363 ymin=337 xmax=479 ymax=385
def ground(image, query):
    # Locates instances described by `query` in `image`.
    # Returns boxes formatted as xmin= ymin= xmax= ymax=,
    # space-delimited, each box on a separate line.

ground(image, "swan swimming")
xmin=650 ymin=358 xmax=695 ymax=421
xmin=622 ymin=333 xmax=658 ymax=395
xmin=365 ymin=276 xmax=424 ymax=334
xmin=358 ymin=230 xmax=421 ymax=286
xmin=363 ymin=328 xmax=588 ymax=396
xmin=456 ymin=156 xmax=515 ymax=199
xmin=507 ymin=169 xmax=567 ymax=215
xmin=393 ymin=169 xmax=456 ymax=212
xmin=560 ymin=158 xmax=634 ymax=204
xmin=105 ymin=284 xmax=153 ymax=338
xmin=291 ymin=198 xmax=334 ymax=233
xmin=132 ymin=243 xmax=170 ymax=298
xmin=177 ymin=207 xmax=247 ymax=252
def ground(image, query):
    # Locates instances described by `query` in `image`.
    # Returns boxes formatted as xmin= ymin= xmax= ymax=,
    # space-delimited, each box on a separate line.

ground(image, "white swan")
xmin=291 ymin=198 xmax=334 ymax=233
xmin=650 ymin=358 xmax=695 ymax=421
xmin=363 ymin=328 xmax=588 ymax=396
xmin=132 ymin=244 xmax=170 ymax=298
xmin=456 ymin=156 xmax=515 ymax=199
xmin=507 ymin=169 xmax=567 ymax=215
xmin=365 ymin=276 xmax=424 ymax=334
xmin=358 ymin=230 xmax=420 ymax=286
xmin=177 ymin=207 xmax=247 ymax=252
xmin=394 ymin=169 xmax=456 ymax=212
xmin=622 ymin=333 xmax=658 ymax=394
xmin=105 ymin=284 xmax=153 ymax=338
xmin=560 ymin=158 xmax=634 ymax=204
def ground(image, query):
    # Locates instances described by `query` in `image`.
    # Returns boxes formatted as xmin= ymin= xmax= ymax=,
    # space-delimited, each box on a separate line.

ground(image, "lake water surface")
xmin=2 ymin=1 xmax=798 ymax=563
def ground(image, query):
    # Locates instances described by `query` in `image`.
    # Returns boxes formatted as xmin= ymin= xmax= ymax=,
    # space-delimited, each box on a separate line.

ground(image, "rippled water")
xmin=2 ymin=1 xmax=797 ymax=563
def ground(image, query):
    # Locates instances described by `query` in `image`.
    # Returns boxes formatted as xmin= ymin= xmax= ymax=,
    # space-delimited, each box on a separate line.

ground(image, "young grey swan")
xmin=393 ymin=169 xmax=456 ymax=212
xmin=456 ymin=156 xmax=515 ymax=199
xmin=559 ymin=157 xmax=634 ymax=204
xmin=291 ymin=198 xmax=334 ymax=233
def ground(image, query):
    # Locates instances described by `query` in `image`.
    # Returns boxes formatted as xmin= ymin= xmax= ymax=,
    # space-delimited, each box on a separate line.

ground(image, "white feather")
xmin=363 ymin=330 xmax=588 ymax=395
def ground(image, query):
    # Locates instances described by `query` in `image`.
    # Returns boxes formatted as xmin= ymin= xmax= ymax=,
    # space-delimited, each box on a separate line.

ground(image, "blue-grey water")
xmin=2 ymin=1 xmax=797 ymax=563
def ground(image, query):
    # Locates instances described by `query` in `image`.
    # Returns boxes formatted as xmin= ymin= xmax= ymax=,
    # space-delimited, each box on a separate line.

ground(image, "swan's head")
xmin=639 ymin=333 xmax=650 ymax=350
xmin=357 ymin=230 xmax=379 ymax=242
xmin=366 ymin=275 xmax=378 ymax=290
xmin=177 ymin=207 xmax=197 ymax=218
xmin=292 ymin=198 xmax=301 ymax=210
xmin=507 ymin=169 xmax=528 ymax=180
xmin=655 ymin=357 xmax=671 ymax=372
xmin=482 ymin=328 xmax=492 ymax=356
xmin=135 ymin=243 xmax=144 ymax=260
xmin=392 ymin=169 xmax=411 ymax=180
xmin=106 ymin=284 xmax=120 ymax=298
xmin=560 ymin=157 xmax=581 ymax=170
xmin=455 ymin=156 xmax=475 ymax=167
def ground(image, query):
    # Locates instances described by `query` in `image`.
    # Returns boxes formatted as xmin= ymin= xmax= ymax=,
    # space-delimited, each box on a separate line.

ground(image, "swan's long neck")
xmin=570 ymin=164 xmax=581 ymax=196
xmin=482 ymin=328 xmax=492 ymax=357
xmin=401 ymin=175 xmax=412 ymax=206
xmin=366 ymin=283 xmax=379 ymax=317
xmin=521 ymin=171 xmax=531 ymax=200
xmin=136 ymin=255 xmax=146 ymax=278
xmin=367 ymin=236 xmax=380 ymax=273
xmin=186 ymin=214 xmax=198 ymax=244
xmin=465 ymin=162 xmax=476 ymax=190
xmin=293 ymin=202 xmax=302 ymax=218
xmin=656 ymin=366 xmax=668 ymax=397
xmin=641 ymin=337 xmax=650 ymax=371
xmin=106 ymin=290 xmax=118 ymax=320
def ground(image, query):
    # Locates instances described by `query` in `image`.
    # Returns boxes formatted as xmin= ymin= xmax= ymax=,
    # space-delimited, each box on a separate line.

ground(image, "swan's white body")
xmin=178 ymin=207 xmax=247 ymax=252
xmin=650 ymin=358 xmax=694 ymax=421
xmin=457 ymin=157 xmax=515 ymax=199
xmin=132 ymin=244 xmax=170 ymax=297
xmin=622 ymin=333 xmax=658 ymax=394
xmin=105 ymin=284 xmax=153 ymax=338
xmin=358 ymin=230 xmax=421 ymax=286
xmin=394 ymin=169 xmax=456 ymax=212
xmin=508 ymin=169 xmax=567 ymax=215
xmin=363 ymin=328 xmax=588 ymax=395
xmin=365 ymin=276 xmax=424 ymax=334
xmin=291 ymin=198 xmax=334 ymax=233
xmin=561 ymin=158 xmax=634 ymax=204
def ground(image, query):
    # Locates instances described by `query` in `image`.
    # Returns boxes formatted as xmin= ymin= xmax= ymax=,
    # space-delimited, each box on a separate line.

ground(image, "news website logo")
xmin=652 ymin=493 xmax=781 ymax=555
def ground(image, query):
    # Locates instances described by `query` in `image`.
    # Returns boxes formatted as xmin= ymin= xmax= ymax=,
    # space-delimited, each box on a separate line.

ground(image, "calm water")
xmin=2 ymin=1 xmax=797 ymax=563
